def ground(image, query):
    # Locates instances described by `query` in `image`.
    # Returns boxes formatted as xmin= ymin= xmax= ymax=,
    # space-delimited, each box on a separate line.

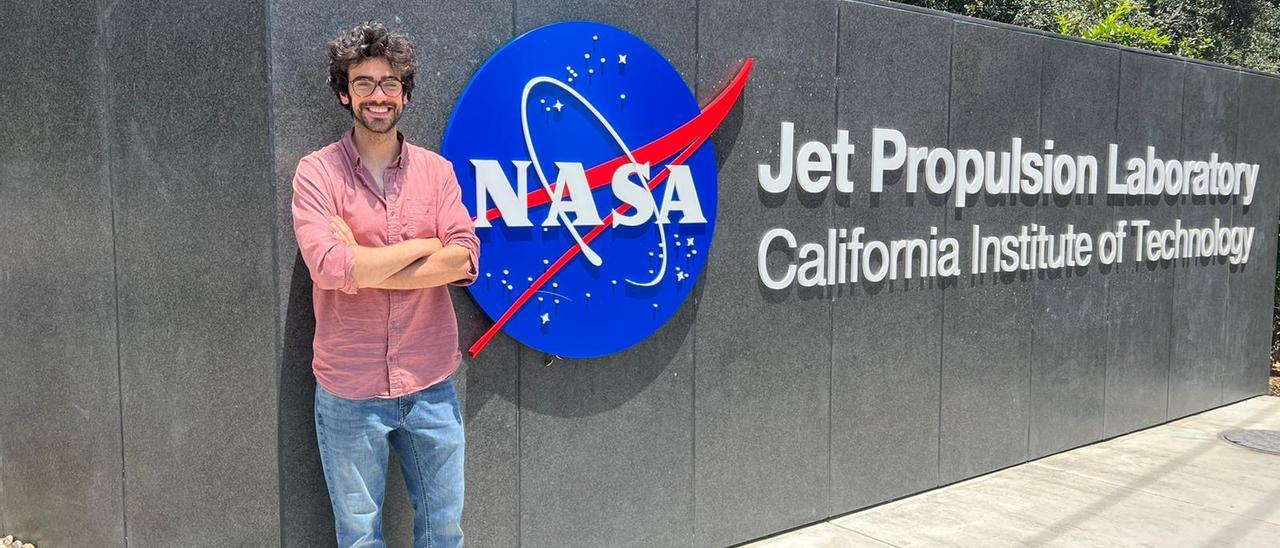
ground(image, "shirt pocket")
xmin=401 ymin=196 xmax=436 ymax=239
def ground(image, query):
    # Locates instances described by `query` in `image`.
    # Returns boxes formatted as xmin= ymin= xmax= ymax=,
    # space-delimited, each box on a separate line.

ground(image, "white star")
xmin=618 ymin=54 xmax=627 ymax=64
xmin=686 ymin=237 xmax=695 ymax=246
xmin=540 ymin=313 xmax=550 ymax=325
xmin=677 ymin=271 xmax=688 ymax=281
xmin=553 ymin=100 xmax=564 ymax=112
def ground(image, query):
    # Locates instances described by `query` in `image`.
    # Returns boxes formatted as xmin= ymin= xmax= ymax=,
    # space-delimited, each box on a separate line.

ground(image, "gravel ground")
xmin=1 ymin=535 xmax=36 ymax=548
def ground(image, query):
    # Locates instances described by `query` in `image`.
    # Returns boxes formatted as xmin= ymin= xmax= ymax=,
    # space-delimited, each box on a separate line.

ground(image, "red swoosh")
xmin=469 ymin=58 xmax=754 ymax=357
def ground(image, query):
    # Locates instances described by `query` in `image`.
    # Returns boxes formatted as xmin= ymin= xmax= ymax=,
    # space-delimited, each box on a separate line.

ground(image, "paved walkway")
xmin=747 ymin=396 xmax=1280 ymax=547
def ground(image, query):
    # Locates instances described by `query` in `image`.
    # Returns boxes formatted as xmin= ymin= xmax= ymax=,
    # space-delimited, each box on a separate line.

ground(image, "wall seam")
xmin=937 ymin=19 xmax=954 ymax=484
xmin=1103 ymin=52 xmax=1122 ymax=437
xmin=511 ymin=5 xmax=522 ymax=547
xmin=827 ymin=0 xmax=840 ymax=519
xmin=1166 ymin=61 xmax=1188 ymax=420
xmin=1027 ymin=36 xmax=1045 ymax=460
xmin=94 ymin=0 xmax=128 ymax=544
xmin=690 ymin=0 xmax=700 ymax=544
xmin=263 ymin=0 xmax=287 ymax=543
xmin=1221 ymin=70 xmax=1242 ymax=403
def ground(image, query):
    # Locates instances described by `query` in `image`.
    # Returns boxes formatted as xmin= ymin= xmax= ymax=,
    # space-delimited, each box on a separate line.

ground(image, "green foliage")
xmin=1177 ymin=29 xmax=1216 ymax=58
xmin=892 ymin=0 xmax=1280 ymax=74
xmin=1057 ymin=1 xmax=1179 ymax=53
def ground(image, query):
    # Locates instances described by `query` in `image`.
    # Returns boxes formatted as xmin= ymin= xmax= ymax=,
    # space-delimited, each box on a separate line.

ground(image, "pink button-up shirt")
xmin=291 ymin=130 xmax=479 ymax=399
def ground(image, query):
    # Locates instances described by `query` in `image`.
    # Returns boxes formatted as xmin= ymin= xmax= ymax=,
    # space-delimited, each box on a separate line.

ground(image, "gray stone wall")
xmin=2 ymin=1 xmax=1278 ymax=547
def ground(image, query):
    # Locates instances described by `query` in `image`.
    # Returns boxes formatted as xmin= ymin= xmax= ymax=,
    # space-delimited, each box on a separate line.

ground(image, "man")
xmin=291 ymin=21 xmax=478 ymax=548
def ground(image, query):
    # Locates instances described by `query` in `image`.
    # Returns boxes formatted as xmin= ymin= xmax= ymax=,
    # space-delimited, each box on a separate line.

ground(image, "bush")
xmin=893 ymin=0 xmax=1280 ymax=74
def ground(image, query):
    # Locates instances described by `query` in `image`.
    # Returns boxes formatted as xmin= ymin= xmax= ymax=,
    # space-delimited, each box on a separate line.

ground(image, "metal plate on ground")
xmin=1221 ymin=430 xmax=1280 ymax=455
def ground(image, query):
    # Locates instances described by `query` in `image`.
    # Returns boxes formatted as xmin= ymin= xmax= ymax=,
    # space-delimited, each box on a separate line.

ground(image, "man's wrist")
xmin=416 ymin=237 xmax=443 ymax=257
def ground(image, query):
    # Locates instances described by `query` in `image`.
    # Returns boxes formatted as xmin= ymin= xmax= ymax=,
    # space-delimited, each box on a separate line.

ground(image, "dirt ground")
xmin=1271 ymin=361 xmax=1279 ymax=396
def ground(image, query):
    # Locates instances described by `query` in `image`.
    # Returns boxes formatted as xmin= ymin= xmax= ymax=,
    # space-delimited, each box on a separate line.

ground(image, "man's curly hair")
xmin=327 ymin=22 xmax=417 ymax=111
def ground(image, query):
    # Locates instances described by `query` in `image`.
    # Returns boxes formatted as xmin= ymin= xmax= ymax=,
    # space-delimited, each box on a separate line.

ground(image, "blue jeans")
xmin=315 ymin=380 xmax=465 ymax=548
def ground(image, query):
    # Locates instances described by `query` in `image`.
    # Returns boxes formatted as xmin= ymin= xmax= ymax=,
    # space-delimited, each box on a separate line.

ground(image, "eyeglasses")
xmin=350 ymin=77 xmax=404 ymax=97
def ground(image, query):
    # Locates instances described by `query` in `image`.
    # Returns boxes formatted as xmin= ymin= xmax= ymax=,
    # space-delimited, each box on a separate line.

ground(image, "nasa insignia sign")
xmin=443 ymin=21 xmax=752 ymax=358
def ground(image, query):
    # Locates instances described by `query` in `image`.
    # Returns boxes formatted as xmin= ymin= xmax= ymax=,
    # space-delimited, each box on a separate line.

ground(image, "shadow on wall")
xmin=279 ymin=253 xmax=416 ymax=542
xmin=278 ymin=253 xmax=334 ymax=542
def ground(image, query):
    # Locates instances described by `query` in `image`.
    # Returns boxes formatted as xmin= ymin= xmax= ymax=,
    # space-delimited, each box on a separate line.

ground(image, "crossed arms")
xmin=328 ymin=216 xmax=473 ymax=290
xmin=291 ymin=155 xmax=479 ymax=294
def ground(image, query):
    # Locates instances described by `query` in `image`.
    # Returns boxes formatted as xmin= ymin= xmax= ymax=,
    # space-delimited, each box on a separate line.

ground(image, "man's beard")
xmin=354 ymin=103 xmax=402 ymax=134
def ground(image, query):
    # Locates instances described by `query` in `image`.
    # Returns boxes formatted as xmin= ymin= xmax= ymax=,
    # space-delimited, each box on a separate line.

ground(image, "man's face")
xmin=339 ymin=57 xmax=407 ymax=134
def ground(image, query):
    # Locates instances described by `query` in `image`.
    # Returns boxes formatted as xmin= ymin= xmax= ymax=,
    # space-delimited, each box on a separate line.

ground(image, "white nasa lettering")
xmin=612 ymin=162 xmax=654 ymax=227
xmin=472 ymin=159 xmax=532 ymax=227
xmin=542 ymin=162 xmax=603 ymax=226
xmin=474 ymin=160 xmax=707 ymax=227
xmin=657 ymin=165 xmax=707 ymax=224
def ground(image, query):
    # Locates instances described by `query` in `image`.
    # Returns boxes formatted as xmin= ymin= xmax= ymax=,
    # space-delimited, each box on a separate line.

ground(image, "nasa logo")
xmin=444 ymin=21 xmax=752 ymax=358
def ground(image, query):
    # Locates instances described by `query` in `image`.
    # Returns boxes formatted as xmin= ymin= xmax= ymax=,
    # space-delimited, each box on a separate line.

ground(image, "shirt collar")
xmin=339 ymin=128 xmax=410 ymax=170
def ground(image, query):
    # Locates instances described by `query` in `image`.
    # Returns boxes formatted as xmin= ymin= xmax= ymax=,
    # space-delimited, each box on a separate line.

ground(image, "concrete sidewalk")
xmin=747 ymin=396 xmax=1280 ymax=547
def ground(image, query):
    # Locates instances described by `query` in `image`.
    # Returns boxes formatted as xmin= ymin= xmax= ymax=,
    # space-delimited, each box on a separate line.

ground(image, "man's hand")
xmin=328 ymin=215 xmax=444 ymax=288
xmin=330 ymin=216 xmax=443 ymax=255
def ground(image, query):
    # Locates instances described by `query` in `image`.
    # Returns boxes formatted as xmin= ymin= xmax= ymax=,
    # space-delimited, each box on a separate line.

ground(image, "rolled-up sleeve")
xmin=435 ymin=160 xmax=480 ymax=286
xmin=292 ymin=157 xmax=359 ymax=294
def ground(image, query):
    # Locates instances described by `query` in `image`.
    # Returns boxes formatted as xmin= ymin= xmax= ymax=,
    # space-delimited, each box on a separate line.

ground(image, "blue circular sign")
xmin=443 ymin=22 xmax=718 ymax=358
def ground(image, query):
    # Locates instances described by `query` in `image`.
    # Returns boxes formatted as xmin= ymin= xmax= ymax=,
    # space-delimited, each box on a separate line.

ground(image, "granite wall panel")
xmin=1167 ymin=63 xmax=1239 ymax=419
xmin=104 ymin=1 xmax=280 ymax=545
xmin=1103 ymin=52 xmax=1183 ymax=438
xmin=1028 ymin=38 xmax=1118 ymax=458
xmin=938 ymin=21 xmax=1042 ymax=483
xmin=1223 ymin=74 xmax=1280 ymax=403
xmin=693 ymin=1 xmax=837 ymax=545
xmin=0 ymin=1 xmax=124 ymax=545
xmin=829 ymin=0 xmax=949 ymax=512
xmin=510 ymin=3 xmax=699 ymax=547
